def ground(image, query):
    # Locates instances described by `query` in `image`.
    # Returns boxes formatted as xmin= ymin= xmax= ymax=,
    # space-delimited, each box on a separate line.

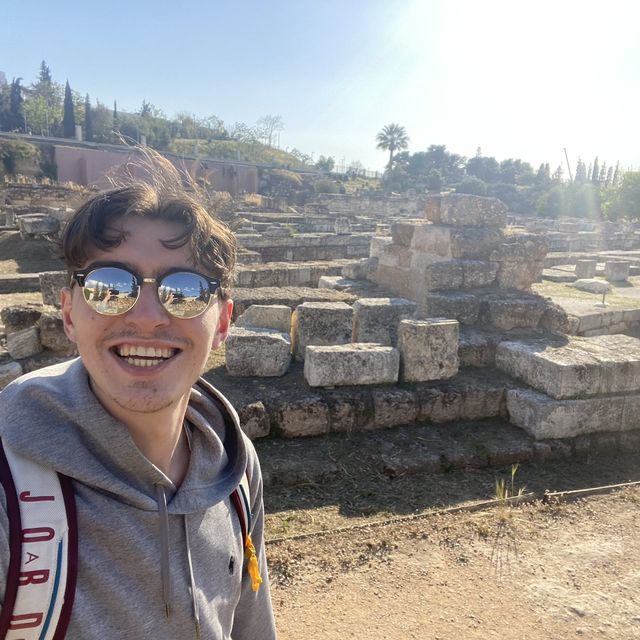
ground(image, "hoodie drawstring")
xmin=155 ymin=485 xmax=202 ymax=638
xmin=155 ymin=484 xmax=172 ymax=618
xmin=183 ymin=514 xmax=201 ymax=638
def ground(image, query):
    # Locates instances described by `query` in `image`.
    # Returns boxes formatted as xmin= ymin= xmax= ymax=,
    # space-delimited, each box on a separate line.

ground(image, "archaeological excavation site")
xmin=2 ymin=174 xmax=640 ymax=488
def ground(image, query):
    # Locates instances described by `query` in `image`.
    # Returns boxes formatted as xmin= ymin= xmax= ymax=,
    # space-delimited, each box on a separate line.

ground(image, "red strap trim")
xmin=230 ymin=489 xmax=248 ymax=543
xmin=53 ymin=474 xmax=77 ymax=640
xmin=0 ymin=441 xmax=22 ymax=638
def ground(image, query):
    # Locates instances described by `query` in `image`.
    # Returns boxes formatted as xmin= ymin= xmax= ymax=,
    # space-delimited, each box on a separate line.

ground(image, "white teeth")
xmin=126 ymin=357 xmax=164 ymax=368
xmin=117 ymin=345 xmax=176 ymax=359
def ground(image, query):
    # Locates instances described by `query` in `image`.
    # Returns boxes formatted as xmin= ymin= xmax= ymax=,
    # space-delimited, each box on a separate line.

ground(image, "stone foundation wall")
xmin=315 ymin=193 xmax=425 ymax=217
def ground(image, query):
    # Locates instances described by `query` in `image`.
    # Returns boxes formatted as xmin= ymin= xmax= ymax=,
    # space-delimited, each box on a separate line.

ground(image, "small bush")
xmin=314 ymin=179 xmax=340 ymax=194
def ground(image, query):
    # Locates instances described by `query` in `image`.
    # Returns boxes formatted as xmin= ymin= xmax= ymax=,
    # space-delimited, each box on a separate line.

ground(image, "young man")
xmin=0 ymin=159 xmax=276 ymax=639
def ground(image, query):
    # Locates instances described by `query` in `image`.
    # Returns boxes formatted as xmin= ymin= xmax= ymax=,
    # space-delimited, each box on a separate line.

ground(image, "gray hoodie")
xmin=0 ymin=358 xmax=276 ymax=639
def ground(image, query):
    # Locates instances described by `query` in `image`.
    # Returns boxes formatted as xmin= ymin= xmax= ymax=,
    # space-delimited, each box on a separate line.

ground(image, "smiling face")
xmin=61 ymin=216 xmax=232 ymax=423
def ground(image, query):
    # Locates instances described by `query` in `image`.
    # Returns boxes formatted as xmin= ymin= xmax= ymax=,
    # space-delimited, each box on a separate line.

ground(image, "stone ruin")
xmin=2 ymin=189 xmax=640 ymax=471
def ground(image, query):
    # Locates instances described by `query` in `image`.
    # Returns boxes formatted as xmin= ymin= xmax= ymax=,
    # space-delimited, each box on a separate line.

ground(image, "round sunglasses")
xmin=72 ymin=263 xmax=221 ymax=319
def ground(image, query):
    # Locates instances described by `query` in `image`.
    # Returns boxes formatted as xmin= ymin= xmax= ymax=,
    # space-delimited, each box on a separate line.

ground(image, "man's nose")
xmin=124 ymin=283 xmax=171 ymax=328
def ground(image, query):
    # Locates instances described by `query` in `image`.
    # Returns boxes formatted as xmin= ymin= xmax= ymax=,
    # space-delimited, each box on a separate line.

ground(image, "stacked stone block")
xmin=292 ymin=302 xmax=353 ymax=360
xmin=497 ymin=334 xmax=640 ymax=439
xmin=370 ymin=194 xmax=553 ymax=330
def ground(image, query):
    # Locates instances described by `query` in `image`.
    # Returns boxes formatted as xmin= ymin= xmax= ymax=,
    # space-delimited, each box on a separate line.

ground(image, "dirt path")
xmin=269 ymin=488 xmax=640 ymax=639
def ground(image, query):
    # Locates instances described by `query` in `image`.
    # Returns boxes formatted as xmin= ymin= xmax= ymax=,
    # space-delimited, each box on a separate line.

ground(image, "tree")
xmin=315 ymin=155 xmax=335 ymax=172
xmin=9 ymin=78 xmax=25 ymax=132
xmin=591 ymin=156 xmax=600 ymax=184
xmin=426 ymin=169 xmax=443 ymax=192
xmin=38 ymin=60 xmax=52 ymax=83
xmin=376 ymin=123 xmax=409 ymax=177
xmin=84 ymin=94 xmax=92 ymax=141
xmin=256 ymin=114 xmax=284 ymax=147
xmin=456 ymin=176 xmax=487 ymax=196
xmin=575 ymin=158 xmax=587 ymax=184
xmin=63 ymin=81 xmax=75 ymax=138
xmin=112 ymin=101 xmax=120 ymax=140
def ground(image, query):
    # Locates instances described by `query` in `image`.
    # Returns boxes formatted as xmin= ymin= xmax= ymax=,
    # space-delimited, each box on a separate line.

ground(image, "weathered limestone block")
xmin=369 ymin=264 xmax=412 ymax=300
xmin=506 ymin=388 xmax=640 ymax=439
xmin=352 ymin=298 xmax=416 ymax=345
xmin=575 ymin=259 xmax=597 ymax=279
xmin=416 ymin=386 xmax=462 ymax=423
xmin=38 ymin=310 xmax=77 ymax=356
xmin=458 ymin=329 xmax=496 ymax=367
xmin=390 ymin=221 xmax=420 ymax=247
xmin=18 ymin=214 xmax=60 ymax=239
xmin=397 ymin=319 xmax=459 ymax=382
xmin=424 ymin=261 xmax=463 ymax=290
xmin=235 ymin=304 xmax=292 ymax=333
xmin=407 ymin=224 xmax=504 ymax=259
xmin=426 ymin=292 xmax=480 ymax=325
xmin=341 ymin=258 xmax=375 ymax=280
xmin=496 ymin=335 xmax=640 ymax=399
xmin=369 ymin=236 xmax=392 ymax=258
xmin=237 ymin=401 xmax=270 ymax=439
xmin=225 ymin=327 xmax=291 ymax=377
xmin=604 ymin=260 xmax=630 ymax=282
xmin=269 ymin=394 xmax=330 ymax=437
xmin=0 ymin=306 xmax=42 ymax=334
xmin=325 ymin=389 xmax=371 ymax=432
xmin=7 ymin=327 xmax=43 ymax=359
xmin=39 ymin=271 xmax=68 ymax=308
xmin=539 ymin=302 xmax=571 ymax=335
xmin=317 ymin=276 xmax=358 ymax=291
xmin=372 ymin=388 xmax=418 ymax=428
xmin=304 ymin=344 xmax=400 ymax=387
xmin=292 ymin=302 xmax=353 ymax=361
xmin=571 ymin=278 xmax=612 ymax=295
xmin=481 ymin=295 xmax=547 ymax=330
xmin=460 ymin=260 xmax=499 ymax=288
xmin=424 ymin=194 xmax=507 ymax=227
xmin=0 ymin=361 xmax=23 ymax=390
xmin=490 ymin=234 xmax=548 ymax=290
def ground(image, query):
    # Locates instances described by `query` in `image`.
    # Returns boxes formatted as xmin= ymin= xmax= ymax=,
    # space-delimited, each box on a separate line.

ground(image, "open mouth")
xmin=112 ymin=344 xmax=179 ymax=368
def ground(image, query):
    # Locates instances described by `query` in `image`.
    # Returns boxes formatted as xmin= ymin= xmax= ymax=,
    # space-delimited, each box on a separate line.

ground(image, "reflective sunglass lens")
xmin=83 ymin=268 xmax=138 ymax=315
xmin=159 ymin=272 xmax=211 ymax=318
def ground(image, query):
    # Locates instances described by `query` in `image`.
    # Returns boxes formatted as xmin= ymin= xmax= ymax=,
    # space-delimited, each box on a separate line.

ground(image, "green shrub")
xmin=314 ymin=179 xmax=340 ymax=194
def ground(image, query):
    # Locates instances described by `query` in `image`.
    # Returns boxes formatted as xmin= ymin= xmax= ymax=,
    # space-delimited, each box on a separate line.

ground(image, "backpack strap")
xmin=229 ymin=473 xmax=262 ymax=592
xmin=0 ymin=441 xmax=78 ymax=640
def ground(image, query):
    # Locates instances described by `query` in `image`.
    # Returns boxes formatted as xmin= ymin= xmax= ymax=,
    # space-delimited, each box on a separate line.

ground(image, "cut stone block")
xmin=572 ymin=278 xmax=612 ymax=295
xmin=506 ymin=388 xmax=640 ymax=439
xmin=0 ymin=361 xmax=23 ymax=390
xmin=304 ymin=343 xmax=399 ymax=387
xmin=424 ymin=194 xmax=507 ymax=227
xmin=225 ymin=327 xmax=291 ymax=377
xmin=317 ymin=276 xmax=360 ymax=291
xmin=7 ymin=327 xmax=42 ymax=359
xmin=269 ymin=393 xmax=330 ymax=437
xmin=369 ymin=236 xmax=392 ymax=258
xmin=18 ymin=214 xmax=60 ymax=239
xmin=237 ymin=401 xmax=270 ymax=439
xmin=372 ymin=389 xmax=419 ymax=428
xmin=496 ymin=334 xmax=640 ymax=399
xmin=481 ymin=295 xmax=547 ymax=330
xmin=397 ymin=319 xmax=459 ymax=382
xmin=39 ymin=271 xmax=67 ymax=308
xmin=604 ymin=260 xmax=630 ymax=282
xmin=341 ymin=258 xmax=374 ymax=280
xmin=458 ymin=329 xmax=495 ymax=367
xmin=0 ymin=306 xmax=42 ymax=334
xmin=575 ymin=259 xmax=597 ymax=279
xmin=38 ymin=310 xmax=77 ymax=356
xmin=292 ymin=302 xmax=353 ymax=361
xmin=424 ymin=261 xmax=463 ymax=290
xmin=352 ymin=298 xmax=416 ymax=346
xmin=426 ymin=292 xmax=480 ymax=325
xmin=461 ymin=260 xmax=499 ymax=288
xmin=234 ymin=304 xmax=292 ymax=333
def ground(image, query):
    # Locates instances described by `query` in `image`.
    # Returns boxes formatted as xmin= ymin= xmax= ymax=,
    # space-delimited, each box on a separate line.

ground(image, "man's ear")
xmin=212 ymin=299 xmax=233 ymax=349
xmin=61 ymin=287 xmax=78 ymax=344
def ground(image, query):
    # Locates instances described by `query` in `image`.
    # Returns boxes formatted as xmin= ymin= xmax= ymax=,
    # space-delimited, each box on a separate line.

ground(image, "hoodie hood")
xmin=0 ymin=357 xmax=247 ymax=514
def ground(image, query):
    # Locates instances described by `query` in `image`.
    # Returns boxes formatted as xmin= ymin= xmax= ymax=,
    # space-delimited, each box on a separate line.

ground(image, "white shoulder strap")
xmin=1 ymin=444 xmax=75 ymax=640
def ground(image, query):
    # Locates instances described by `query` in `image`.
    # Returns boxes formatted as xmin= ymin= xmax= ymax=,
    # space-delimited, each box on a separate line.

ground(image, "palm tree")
xmin=376 ymin=123 xmax=409 ymax=177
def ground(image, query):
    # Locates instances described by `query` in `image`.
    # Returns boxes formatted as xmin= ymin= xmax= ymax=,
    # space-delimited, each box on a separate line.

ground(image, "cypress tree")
xmin=9 ymin=78 xmax=25 ymax=132
xmin=112 ymin=100 xmax=119 ymax=141
xmin=84 ymin=94 xmax=92 ymax=141
xmin=63 ymin=81 xmax=75 ymax=138
xmin=591 ymin=157 xmax=599 ymax=184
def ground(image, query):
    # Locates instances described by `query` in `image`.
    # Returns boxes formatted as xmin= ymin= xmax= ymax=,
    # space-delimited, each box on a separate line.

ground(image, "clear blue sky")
xmin=3 ymin=0 xmax=639 ymax=174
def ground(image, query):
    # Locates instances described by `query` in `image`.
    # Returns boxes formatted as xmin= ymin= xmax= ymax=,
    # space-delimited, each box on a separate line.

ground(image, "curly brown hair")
xmin=60 ymin=150 xmax=236 ymax=299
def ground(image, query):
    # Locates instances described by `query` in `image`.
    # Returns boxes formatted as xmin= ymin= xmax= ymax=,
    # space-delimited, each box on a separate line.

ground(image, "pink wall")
xmin=54 ymin=145 xmax=259 ymax=194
